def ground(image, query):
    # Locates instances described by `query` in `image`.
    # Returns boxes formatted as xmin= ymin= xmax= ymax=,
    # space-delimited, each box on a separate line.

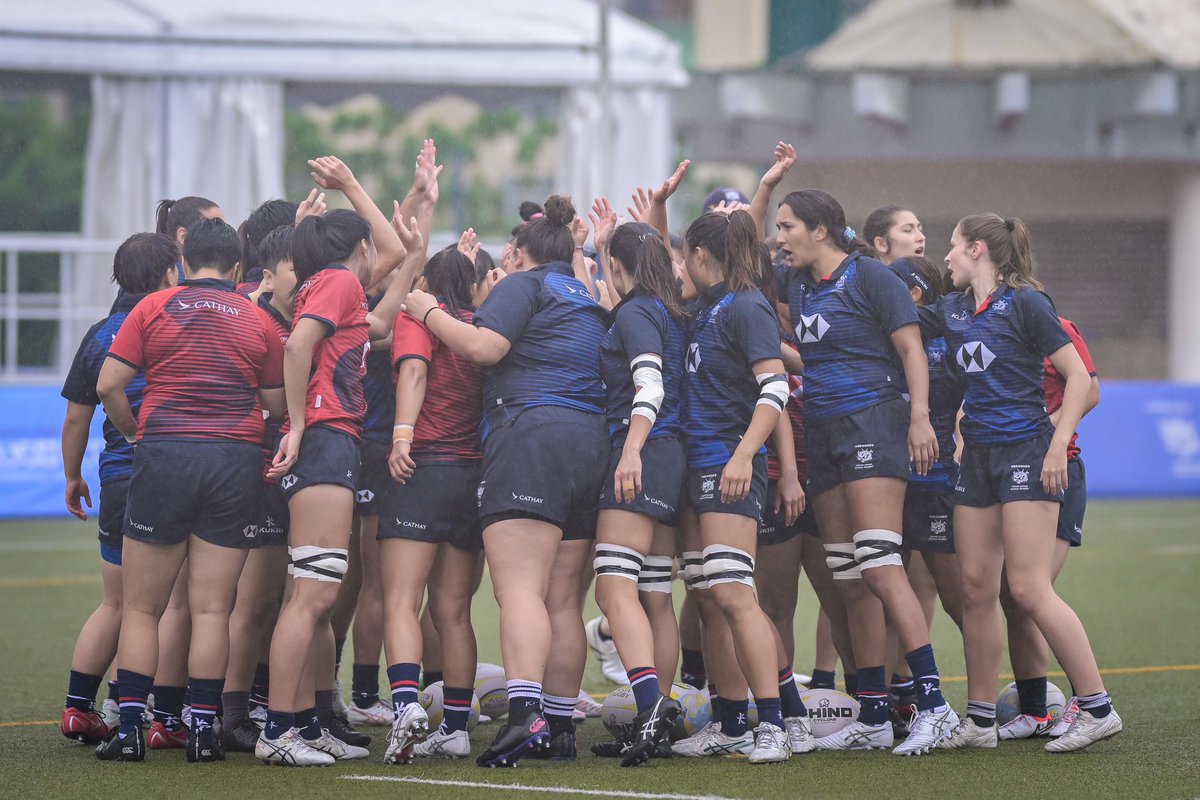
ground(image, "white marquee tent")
xmin=0 ymin=0 xmax=687 ymax=248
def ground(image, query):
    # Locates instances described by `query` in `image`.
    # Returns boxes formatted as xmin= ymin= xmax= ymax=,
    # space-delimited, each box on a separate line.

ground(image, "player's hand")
xmin=614 ymin=448 xmax=643 ymax=504
xmin=65 ymin=477 xmax=92 ymax=521
xmin=295 ymin=188 xmax=327 ymax=224
xmin=710 ymin=200 xmax=750 ymax=216
xmin=908 ymin=416 xmax=938 ymax=476
xmin=413 ymin=139 xmax=443 ymax=204
xmin=457 ymin=228 xmax=481 ymax=264
xmin=388 ymin=440 xmax=416 ymax=484
xmin=775 ymin=472 xmax=805 ymax=526
xmin=570 ymin=215 xmax=590 ymax=248
xmin=1041 ymin=445 xmax=1068 ymax=495
xmin=652 ymin=159 xmax=691 ymax=204
xmin=401 ymin=289 xmax=438 ymax=323
xmin=269 ymin=429 xmax=302 ymax=479
xmin=308 ymin=155 xmax=356 ymax=193
xmin=627 ymin=187 xmax=652 ymax=222
xmin=760 ymin=142 xmax=797 ymax=188
xmin=589 ymin=197 xmax=617 ymax=253
xmin=719 ymin=453 xmax=753 ymax=504
xmin=595 ymin=278 xmax=614 ymax=311
xmin=390 ymin=205 xmax=421 ymax=257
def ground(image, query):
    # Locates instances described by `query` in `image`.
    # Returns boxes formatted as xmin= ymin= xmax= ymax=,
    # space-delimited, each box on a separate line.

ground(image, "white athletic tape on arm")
xmin=681 ymin=550 xmax=708 ymax=590
xmin=289 ymin=545 xmax=349 ymax=583
xmin=756 ymin=373 xmax=789 ymax=411
xmin=630 ymin=353 xmax=665 ymax=424
xmin=853 ymin=529 xmax=904 ymax=571
xmin=638 ymin=555 xmax=675 ymax=593
xmin=594 ymin=544 xmax=645 ymax=583
xmin=701 ymin=544 xmax=755 ymax=588
xmin=824 ymin=542 xmax=861 ymax=580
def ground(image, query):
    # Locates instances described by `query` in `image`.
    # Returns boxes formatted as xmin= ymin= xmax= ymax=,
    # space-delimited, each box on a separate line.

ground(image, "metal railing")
xmin=0 ymin=234 xmax=124 ymax=385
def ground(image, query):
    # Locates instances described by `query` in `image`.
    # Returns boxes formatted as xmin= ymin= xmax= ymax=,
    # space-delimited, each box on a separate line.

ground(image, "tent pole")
xmin=598 ymin=0 xmax=613 ymax=200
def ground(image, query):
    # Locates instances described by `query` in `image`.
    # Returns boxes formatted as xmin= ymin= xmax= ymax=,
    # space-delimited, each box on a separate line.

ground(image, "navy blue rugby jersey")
xmin=918 ymin=285 xmax=1071 ymax=447
xmin=778 ymin=254 xmax=918 ymax=425
xmin=361 ymin=294 xmax=396 ymax=444
xmin=599 ymin=292 xmax=686 ymax=442
xmin=473 ymin=261 xmax=608 ymax=433
xmin=907 ymin=336 xmax=965 ymax=495
xmin=682 ymin=283 xmax=783 ymax=469
xmin=60 ymin=292 xmax=149 ymax=484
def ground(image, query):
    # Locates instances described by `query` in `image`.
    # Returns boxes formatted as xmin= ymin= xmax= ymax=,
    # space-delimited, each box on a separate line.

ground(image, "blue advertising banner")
xmin=0 ymin=382 xmax=1198 ymax=518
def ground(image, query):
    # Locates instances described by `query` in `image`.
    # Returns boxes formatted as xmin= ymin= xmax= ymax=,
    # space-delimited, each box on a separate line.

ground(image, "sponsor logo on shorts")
xmin=512 ymin=492 xmax=543 ymax=505
xmin=930 ymin=517 xmax=948 ymax=535
xmin=345 ymin=469 xmax=355 ymax=480
xmin=855 ymin=443 xmax=875 ymax=469
xmin=1011 ymin=465 xmax=1030 ymax=490
xmin=394 ymin=519 xmax=427 ymax=531
xmin=243 ymin=524 xmax=258 ymax=539
xmin=643 ymin=494 xmax=673 ymax=513
xmin=476 ymin=481 xmax=486 ymax=508
xmin=355 ymin=489 xmax=374 ymax=504
xmin=281 ymin=475 xmax=297 ymax=490
xmin=699 ymin=474 xmax=717 ymax=500
xmin=128 ymin=519 xmax=154 ymax=534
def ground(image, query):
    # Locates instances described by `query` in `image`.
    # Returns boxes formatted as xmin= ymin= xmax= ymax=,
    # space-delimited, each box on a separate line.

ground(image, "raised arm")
xmin=749 ymin=142 xmax=796 ymax=237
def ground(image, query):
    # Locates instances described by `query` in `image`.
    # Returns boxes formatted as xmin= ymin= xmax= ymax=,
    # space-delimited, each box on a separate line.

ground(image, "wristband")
xmin=422 ymin=306 xmax=442 ymax=326
xmin=124 ymin=434 xmax=137 ymax=445
xmin=393 ymin=425 xmax=414 ymax=443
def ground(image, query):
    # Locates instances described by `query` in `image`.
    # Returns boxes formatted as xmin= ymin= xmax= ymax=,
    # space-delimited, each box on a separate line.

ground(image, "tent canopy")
xmin=806 ymin=0 xmax=1200 ymax=72
xmin=1 ymin=0 xmax=687 ymax=87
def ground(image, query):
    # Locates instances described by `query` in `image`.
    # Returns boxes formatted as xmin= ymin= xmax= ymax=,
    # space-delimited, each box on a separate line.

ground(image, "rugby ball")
xmin=673 ymin=684 xmax=712 ymax=736
xmin=419 ymin=681 xmax=481 ymax=731
xmin=800 ymin=688 xmax=861 ymax=737
xmin=601 ymin=686 xmax=638 ymax=738
xmin=996 ymin=680 xmax=1066 ymax=726
xmin=474 ymin=662 xmax=508 ymax=720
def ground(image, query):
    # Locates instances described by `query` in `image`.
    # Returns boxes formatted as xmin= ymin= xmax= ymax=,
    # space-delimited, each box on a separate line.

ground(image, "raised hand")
xmin=710 ymin=199 xmax=751 ymax=216
xmin=295 ymin=188 xmax=327 ymax=224
xmin=760 ymin=142 xmax=797 ymax=188
xmin=457 ymin=228 xmax=481 ymax=264
xmin=570 ymin=215 xmax=590 ymax=249
xmin=391 ymin=204 xmax=422 ymax=254
xmin=412 ymin=139 xmax=444 ymax=204
xmin=627 ymin=187 xmax=652 ymax=222
xmin=652 ymin=159 xmax=692 ymax=203
xmin=589 ymin=197 xmax=618 ymax=253
xmin=308 ymin=155 xmax=356 ymax=192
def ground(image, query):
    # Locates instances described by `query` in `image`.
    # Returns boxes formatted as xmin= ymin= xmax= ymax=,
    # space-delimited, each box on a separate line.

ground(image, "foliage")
xmin=0 ymin=97 xmax=89 ymax=233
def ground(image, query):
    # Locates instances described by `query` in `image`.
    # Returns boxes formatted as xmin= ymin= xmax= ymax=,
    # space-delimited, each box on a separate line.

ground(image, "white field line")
xmin=341 ymin=775 xmax=741 ymax=800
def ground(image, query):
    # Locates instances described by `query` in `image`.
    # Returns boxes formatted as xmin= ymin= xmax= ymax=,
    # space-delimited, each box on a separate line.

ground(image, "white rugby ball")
xmin=601 ymin=686 xmax=638 ymax=738
xmin=474 ymin=662 xmax=508 ymax=720
xmin=419 ymin=681 xmax=481 ymax=731
xmin=800 ymin=688 xmax=861 ymax=737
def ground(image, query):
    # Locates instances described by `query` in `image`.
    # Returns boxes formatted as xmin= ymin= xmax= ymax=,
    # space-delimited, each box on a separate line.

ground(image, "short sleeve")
xmin=860 ymin=262 xmax=919 ymax=334
xmin=107 ymin=298 xmax=151 ymax=370
xmin=1015 ymin=290 xmax=1071 ymax=357
xmin=616 ymin=298 xmax=667 ymax=363
xmin=297 ymin=269 xmax=361 ymax=337
xmin=1061 ymin=318 xmax=1097 ymax=375
xmin=917 ymin=297 xmax=948 ymax=340
xmin=60 ymin=324 xmax=104 ymax=405
xmin=473 ymin=272 xmax=541 ymax=344
xmin=392 ymin=310 xmax=436 ymax=365
xmin=728 ymin=291 xmax=783 ymax=367
xmin=259 ymin=315 xmax=285 ymax=389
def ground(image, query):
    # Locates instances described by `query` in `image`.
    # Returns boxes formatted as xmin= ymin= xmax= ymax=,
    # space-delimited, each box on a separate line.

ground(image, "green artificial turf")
xmin=1 ymin=500 xmax=1197 ymax=799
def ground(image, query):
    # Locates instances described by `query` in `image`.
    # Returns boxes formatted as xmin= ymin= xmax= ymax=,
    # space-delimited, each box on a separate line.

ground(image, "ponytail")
xmin=514 ymin=194 xmax=575 ymax=265
xmin=291 ymin=209 xmax=371 ymax=291
xmin=155 ymin=196 xmax=219 ymax=238
xmin=957 ymin=213 xmax=1040 ymax=290
xmin=684 ymin=209 xmax=761 ymax=293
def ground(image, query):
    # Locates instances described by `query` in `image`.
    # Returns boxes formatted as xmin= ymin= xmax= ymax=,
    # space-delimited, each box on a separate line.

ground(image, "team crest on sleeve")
xmin=686 ymin=342 xmax=701 ymax=373
xmin=797 ymin=313 xmax=829 ymax=343
xmin=956 ymin=342 xmax=995 ymax=373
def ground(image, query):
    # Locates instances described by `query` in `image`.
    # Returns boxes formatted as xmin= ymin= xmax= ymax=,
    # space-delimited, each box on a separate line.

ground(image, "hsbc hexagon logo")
xmin=356 ymin=489 xmax=375 ymax=505
xmin=956 ymin=341 xmax=995 ymax=373
xmin=686 ymin=342 xmax=701 ymax=373
xmin=797 ymin=313 xmax=829 ymax=344
xmin=281 ymin=474 xmax=298 ymax=490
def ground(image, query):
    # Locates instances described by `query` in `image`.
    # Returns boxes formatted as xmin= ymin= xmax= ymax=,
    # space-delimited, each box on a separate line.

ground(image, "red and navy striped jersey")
xmin=1043 ymin=317 xmax=1096 ymax=460
xmin=361 ymin=295 xmax=396 ymax=444
xmin=599 ymin=293 xmax=686 ymax=443
xmin=681 ymin=284 xmax=782 ymax=470
xmin=61 ymin=292 xmax=150 ymax=483
xmin=290 ymin=266 xmax=370 ymax=439
xmin=392 ymin=304 xmax=482 ymax=463
xmin=106 ymin=279 xmax=284 ymax=444
xmin=778 ymin=254 xmax=918 ymax=426
xmin=473 ymin=262 xmax=608 ymax=437
xmin=919 ymin=286 xmax=1072 ymax=447
xmin=257 ymin=293 xmax=291 ymax=461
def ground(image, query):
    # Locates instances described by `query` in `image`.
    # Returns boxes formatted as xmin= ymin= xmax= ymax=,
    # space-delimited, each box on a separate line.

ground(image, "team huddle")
xmin=56 ymin=138 xmax=1120 ymax=769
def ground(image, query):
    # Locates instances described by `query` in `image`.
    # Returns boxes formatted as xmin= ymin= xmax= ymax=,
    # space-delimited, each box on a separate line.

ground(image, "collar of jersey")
xmin=970 ymin=284 xmax=1010 ymax=317
xmin=180 ymin=278 xmax=236 ymax=290
xmin=528 ymin=260 xmax=574 ymax=277
xmin=114 ymin=292 xmax=149 ymax=314
xmin=814 ymin=253 xmax=858 ymax=287
xmin=698 ymin=280 xmax=731 ymax=307
xmin=257 ymin=293 xmax=292 ymax=326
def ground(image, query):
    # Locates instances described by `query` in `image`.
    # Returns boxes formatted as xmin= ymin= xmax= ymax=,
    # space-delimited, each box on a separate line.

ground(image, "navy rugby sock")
xmin=1016 ymin=677 xmax=1048 ymax=718
xmin=66 ymin=671 xmax=102 ymax=712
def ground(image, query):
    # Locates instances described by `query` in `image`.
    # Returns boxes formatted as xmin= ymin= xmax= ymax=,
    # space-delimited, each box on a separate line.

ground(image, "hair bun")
xmin=542 ymin=194 xmax=576 ymax=228
xmin=1004 ymin=218 xmax=1015 ymax=232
